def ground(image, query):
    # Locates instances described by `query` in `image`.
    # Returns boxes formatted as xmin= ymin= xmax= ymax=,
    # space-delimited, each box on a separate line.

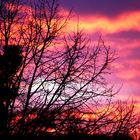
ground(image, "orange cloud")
xmin=67 ymin=10 xmax=140 ymax=34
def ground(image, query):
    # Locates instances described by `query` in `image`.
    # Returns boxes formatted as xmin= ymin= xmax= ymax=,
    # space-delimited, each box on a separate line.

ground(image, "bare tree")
xmin=54 ymin=98 xmax=138 ymax=139
xmin=0 ymin=0 xmax=138 ymax=138
xmin=0 ymin=0 xmax=23 ymax=47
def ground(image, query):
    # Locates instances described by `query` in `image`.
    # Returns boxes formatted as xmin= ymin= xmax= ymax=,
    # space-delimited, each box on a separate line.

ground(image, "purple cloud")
xmin=107 ymin=30 xmax=140 ymax=40
xmin=59 ymin=0 xmax=140 ymax=17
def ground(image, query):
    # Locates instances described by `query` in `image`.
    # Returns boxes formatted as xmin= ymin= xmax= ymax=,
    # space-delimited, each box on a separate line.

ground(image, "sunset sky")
xmin=0 ymin=1 xmax=139 ymax=137
xmin=20 ymin=0 xmax=140 ymax=105
xmin=58 ymin=0 xmax=140 ymax=104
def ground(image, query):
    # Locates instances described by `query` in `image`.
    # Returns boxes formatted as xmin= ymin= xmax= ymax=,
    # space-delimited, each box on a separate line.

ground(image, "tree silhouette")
xmin=0 ymin=45 xmax=23 ymax=134
xmin=0 ymin=0 xmax=139 ymax=139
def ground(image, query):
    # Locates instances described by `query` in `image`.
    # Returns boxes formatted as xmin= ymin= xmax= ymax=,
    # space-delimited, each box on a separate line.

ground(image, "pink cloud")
xmin=116 ymin=69 xmax=140 ymax=80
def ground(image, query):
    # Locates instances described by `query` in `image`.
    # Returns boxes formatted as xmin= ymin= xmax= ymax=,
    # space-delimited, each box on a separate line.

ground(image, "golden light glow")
xmin=66 ymin=11 xmax=140 ymax=34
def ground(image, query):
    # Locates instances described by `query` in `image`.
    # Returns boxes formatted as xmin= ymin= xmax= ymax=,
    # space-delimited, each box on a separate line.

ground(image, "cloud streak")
xmin=67 ymin=11 xmax=140 ymax=34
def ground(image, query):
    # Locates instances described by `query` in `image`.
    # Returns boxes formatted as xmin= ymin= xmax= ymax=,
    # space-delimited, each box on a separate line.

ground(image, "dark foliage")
xmin=0 ymin=45 xmax=23 ymax=133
